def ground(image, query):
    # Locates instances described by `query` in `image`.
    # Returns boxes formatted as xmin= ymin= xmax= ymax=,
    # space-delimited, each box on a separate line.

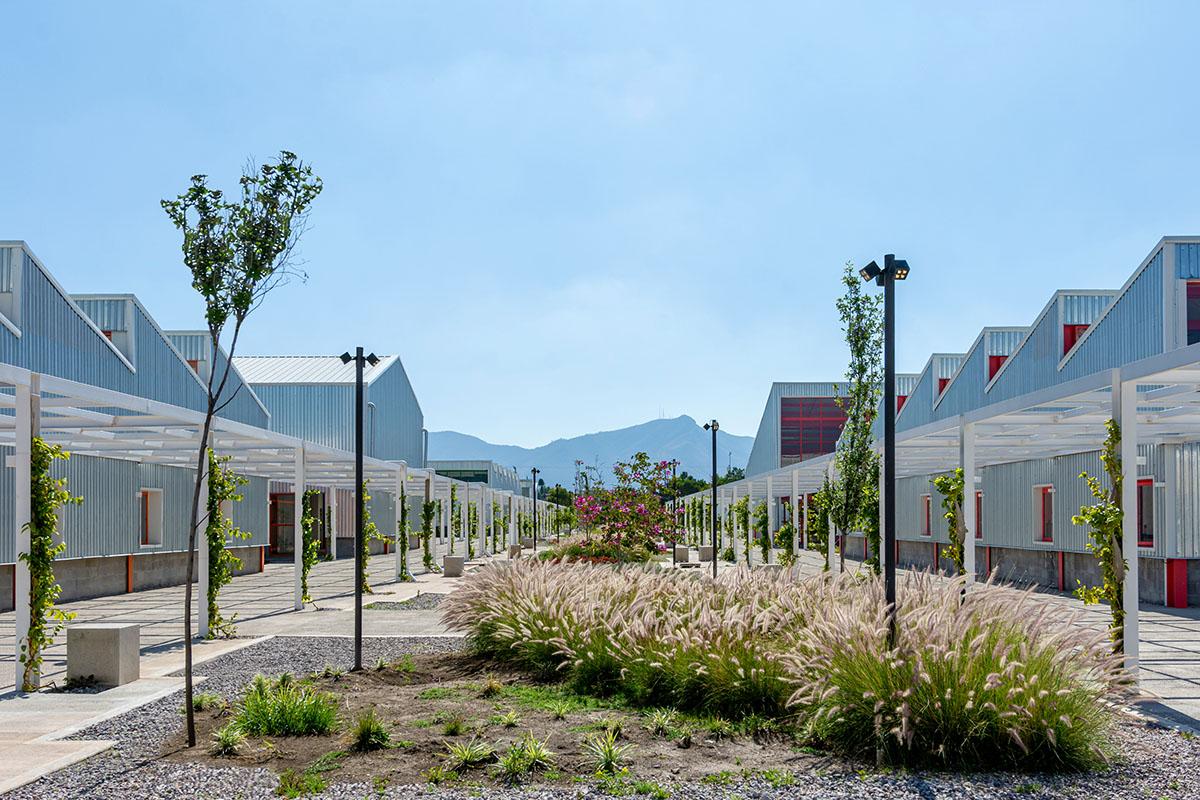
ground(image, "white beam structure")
xmin=960 ymin=420 xmax=976 ymax=585
xmin=1117 ymin=375 xmax=1140 ymax=676
xmin=293 ymin=445 xmax=306 ymax=611
xmin=197 ymin=443 xmax=211 ymax=637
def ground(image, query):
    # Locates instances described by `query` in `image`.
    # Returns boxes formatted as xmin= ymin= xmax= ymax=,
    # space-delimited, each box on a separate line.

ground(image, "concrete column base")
xmin=698 ymin=545 xmax=714 ymax=562
xmin=673 ymin=545 xmax=690 ymax=563
xmin=67 ymin=623 xmax=139 ymax=687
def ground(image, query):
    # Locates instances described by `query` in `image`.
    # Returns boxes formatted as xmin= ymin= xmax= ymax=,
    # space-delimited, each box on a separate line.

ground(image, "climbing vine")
xmin=491 ymin=500 xmax=501 ymax=553
xmin=806 ymin=479 xmax=834 ymax=571
xmin=205 ymin=451 xmax=250 ymax=638
xmin=467 ymin=502 xmax=478 ymax=559
xmin=396 ymin=486 xmax=413 ymax=582
xmin=1071 ymin=419 xmax=1126 ymax=649
xmin=932 ymin=468 xmax=966 ymax=576
xmin=359 ymin=482 xmax=385 ymax=594
xmin=776 ymin=522 xmax=796 ymax=567
xmin=448 ymin=485 xmax=459 ymax=555
xmin=20 ymin=437 xmax=81 ymax=691
xmin=420 ymin=499 xmax=438 ymax=572
xmin=732 ymin=497 xmax=751 ymax=566
xmin=298 ymin=488 xmax=322 ymax=604
xmin=753 ymin=500 xmax=770 ymax=564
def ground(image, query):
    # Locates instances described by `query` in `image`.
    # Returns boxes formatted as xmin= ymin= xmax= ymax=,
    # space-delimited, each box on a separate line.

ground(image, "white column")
xmin=826 ymin=466 xmax=836 ymax=568
xmin=327 ymin=486 xmax=338 ymax=561
xmin=802 ymin=492 xmax=809 ymax=552
xmin=197 ymin=443 xmax=211 ymax=638
xmin=791 ymin=470 xmax=801 ymax=558
xmin=508 ymin=493 xmax=516 ymax=546
xmin=394 ymin=465 xmax=407 ymax=578
xmin=960 ymin=420 xmax=976 ymax=585
xmin=765 ymin=475 xmax=775 ymax=561
xmin=293 ymin=445 xmax=305 ymax=610
xmin=1117 ymin=376 xmax=1140 ymax=676
xmin=13 ymin=379 xmax=33 ymax=691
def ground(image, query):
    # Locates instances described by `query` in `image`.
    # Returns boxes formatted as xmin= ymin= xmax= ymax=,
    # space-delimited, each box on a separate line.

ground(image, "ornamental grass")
xmin=442 ymin=561 xmax=1125 ymax=770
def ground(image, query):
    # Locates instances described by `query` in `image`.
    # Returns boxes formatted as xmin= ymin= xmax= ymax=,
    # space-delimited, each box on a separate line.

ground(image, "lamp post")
xmin=670 ymin=459 xmax=679 ymax=563
xmin=531 ymin=467 xmax=540 ymax=549
xmin=859 ymin=255 xmax=910 ymax=646
xmin=340 ymin=347 xmax=379 ymax=672
xmin=704 ymin=420 xmax=719 ymax=579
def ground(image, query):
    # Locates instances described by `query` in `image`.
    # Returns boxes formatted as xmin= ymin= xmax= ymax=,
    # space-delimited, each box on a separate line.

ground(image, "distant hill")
xmin=428 ymin=415 xmax=753 ymax=489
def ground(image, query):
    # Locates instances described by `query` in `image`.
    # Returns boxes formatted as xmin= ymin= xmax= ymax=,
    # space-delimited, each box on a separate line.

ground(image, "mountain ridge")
xmin=427 ymin=415 xmax=753 ymax=488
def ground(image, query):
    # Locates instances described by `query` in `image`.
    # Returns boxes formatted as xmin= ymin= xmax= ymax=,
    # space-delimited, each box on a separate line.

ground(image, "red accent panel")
xmin=1056 ymin=551 xmax=1065 ymax=591
xmin=1188 ymin=283 xmax=1200 ymax=346
xmin=1167 ymin=559 xmax=1189 ymax=608
xmin=987 ymin=355 xmax=1007 ymax=380
xmin=897 ymin=395 xmax=907 ymax=411
xmin=259 ymin=546 xmax=266 ymax=572
xmin=937 ymin=377 xmax=950 ymax=394
xmin=126 ymin=555 xmax=133 ymax=593
xmin=1063 ymin=323 xmax=1089 ymax=355
xmin=986 ymin=546 xmax=992 ymax=576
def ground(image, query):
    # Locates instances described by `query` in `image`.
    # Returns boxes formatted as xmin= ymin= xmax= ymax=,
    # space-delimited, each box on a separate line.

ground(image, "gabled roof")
xmin=233 ymin=354 xmax=400 ymax=385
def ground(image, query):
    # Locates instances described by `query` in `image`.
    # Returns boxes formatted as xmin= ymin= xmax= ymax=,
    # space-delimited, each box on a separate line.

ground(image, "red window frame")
xmin=921 ymin=494 xmax=931 ymax=536
xmin=987 ymin=355 xmax=1007 ymax=380
xmin=974 ymin=490 xmax=983 ymax=539
xmin=186 ymin=358 xmax=200 ymax=372
xmin=1188 ymin=282 xmax=1200 ymax=346
xmin=897 ymin=395 xmax=907 ymax=412
xmin=1137 ymin=478 xmax=1153 ymax=547
xmin=1062 ymin=324 xmax=1089 ymax=355
xmin=937 ymin=377 xmax=950 ymax=395
xmin=269 ymin=492 xmax=296 ymax=555
xmin=102 ymin=329 xmax=114 ymax=341
xmin=1037 ymin=486 xmax=1053 ymax=542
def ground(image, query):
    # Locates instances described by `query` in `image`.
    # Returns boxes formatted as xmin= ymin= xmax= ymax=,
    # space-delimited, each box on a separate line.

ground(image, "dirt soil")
xmin=165 ymin=652 xmax=848 ymax=790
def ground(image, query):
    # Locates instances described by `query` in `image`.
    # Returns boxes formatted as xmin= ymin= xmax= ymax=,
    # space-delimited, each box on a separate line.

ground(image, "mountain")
xmin=428 ymin=415 xmax=753 ymax=489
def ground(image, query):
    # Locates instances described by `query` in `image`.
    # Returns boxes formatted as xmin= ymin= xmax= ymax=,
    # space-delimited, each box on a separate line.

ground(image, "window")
xmin=937 ymin=377 xmax=950 ymax=395
xmin=102 ymin=329 xmax=114 ymax=341
xmin=974 ymin=490 xmax=983 ymax=539
xmin=780 ymin=396 xmax=846 ymax=464
xmin=1137 ymin=478 xmax=1153 ymax=547
xmin=1063 ymin=323 xmax=1089 ymax=355
xmin=897 ymin=395 xmax=907 ymax=411
xmin=1035 ymin=486 xmax=1053 ymax=542
xmin=187 ymin=358 xmax=200 ymax=373
xmin=139 ymin=489 xmax=163 ymax=546
xmin=921 ymin=494 xmax=932 ymax=536
xmin=1188 ymin=282 xmax=1200 ymax=346
xmin=987 ymin=355 xmax=1007 ymax=380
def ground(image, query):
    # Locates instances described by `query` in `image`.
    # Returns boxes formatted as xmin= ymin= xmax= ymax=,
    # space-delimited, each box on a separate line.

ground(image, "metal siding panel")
xmin=0 ymin=247 xmax=14 ymax=292
xmin=985 ymin=330 xmax=1027 ymax=356
xmin=253 ymin=383 xmax=355 ymax=451
xmin=933 ymin=346 xmax=986 ymax=419
xmin=1175 ymin=443 xmax=1200 ymax=558
xmin=935 ymin=355 xmax=964 ymax=379
xmin=1176 ymin=243 xmax=1200 ymax=280
xmin=1062 ymin=251 xmax=1164 ymax=379
xmin=364 ymin=359 xmax=424 ymax=463
xmin=896 ymin=367 xmax=936 ymax=432
xmin=1061 ymin=293 xmax=1115 ymax=325
xmin=74 ymin=298 xmax=128 ymax=331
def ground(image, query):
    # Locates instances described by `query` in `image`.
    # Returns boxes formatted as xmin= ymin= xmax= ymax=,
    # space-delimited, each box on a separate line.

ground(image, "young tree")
xmin=1071 ymin=420 xmax=1126 ymax=649
xmin=162 ymin=150 xmax=321 ymax=747
xmin=830 ymin=262 xmax=884 ymax=573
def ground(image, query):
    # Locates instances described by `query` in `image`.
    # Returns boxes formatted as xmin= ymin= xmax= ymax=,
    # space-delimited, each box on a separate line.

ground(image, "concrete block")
xmin=673 ymin=545 xmax=689 ymax=563
xmin=67 ymin=624 xmax=139 ymax=687
xmin=520 ymin=537 xmax=534 ymax=549
xmin=443 ymin=556 xmax=465 ymax=578
xmin=698 ymin=545 xmax=714 ymax=562
xmin=507 ymin=545 xmax=522 ymax=559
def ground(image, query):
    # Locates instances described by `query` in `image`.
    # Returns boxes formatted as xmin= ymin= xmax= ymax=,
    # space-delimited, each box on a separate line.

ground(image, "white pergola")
xmin=0 ymin=363 xmax=455 ymax=688
xmin=685 ymin=342 xmax=1200 ymax=677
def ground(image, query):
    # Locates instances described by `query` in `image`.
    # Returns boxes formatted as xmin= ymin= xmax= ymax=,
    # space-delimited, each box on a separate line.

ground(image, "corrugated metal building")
xmin=745 ymin=382 xmax=851 ymax=477
xmin=428 ymin=460 xmax=522 ymax=493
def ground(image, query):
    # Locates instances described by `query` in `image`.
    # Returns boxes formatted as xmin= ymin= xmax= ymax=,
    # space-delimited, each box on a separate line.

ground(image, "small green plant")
xmin=931 ymin=469 xmax=966 ymax=575
xmin=493 ymin=710 xmax=522 ymax=728
xmin=583 ymin=728 xmax=634 ymax=775
xmin=391 ymin=654 xmax=416 ymax=674
xmin=423 ymin=765 xmax=459 ymax=786
xmin=276 ymin=768 xmax=326 ymax=798
xmin=700 ymin=771 xmax=734 ymax=787
xmin=350 ymin=708 xmax=390 ymax=752
xmin=418 ymin=687 xmax=459 ymax=700
xmin=318 ymin=664 xmax=345 ymax=680
xmin=206 ymin=451 xmax=252 ymax=637
xmin=421 ymin=500 xmax=438 ymax=572
xmin=493 ymin=732 xmax=555 ymax=784
xmin=702 ymin=717 xmax=735 ymax=740
xmin=550 ymin=700 xmax=572 ymax=720
xmin=759 ymin=769 xmax=794 ymax=788
xmin=444 ymin=737 xmax=496 ymax=771
xmin=192 ymin=691 xmax=225 ymax=711
xmin=441 ymin=714 xmax=468 ymax=736
xmin=643 ymin=708 xmax=678 ymax=737
xmin=632 ymin=779 xmax=670 ymax=798
xmin=210 ymin=723 xmax=245 ymax=756
xmin=1072 ymin=419 xmax=1126 ymax=648
xmin=373 ymin=656 xmax=388 ymax=671
xmin=234 ymin=674 xmax=338 ymax=737
xmin=596 ymin=716 xmax=624 ymax=739
xmin=479 ymin=675 xmax=504 ymax=698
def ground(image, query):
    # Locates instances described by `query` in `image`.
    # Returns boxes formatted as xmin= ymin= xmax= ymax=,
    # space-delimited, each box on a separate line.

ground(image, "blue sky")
xmin=3 ymin=3 xmax=1199 ymax=447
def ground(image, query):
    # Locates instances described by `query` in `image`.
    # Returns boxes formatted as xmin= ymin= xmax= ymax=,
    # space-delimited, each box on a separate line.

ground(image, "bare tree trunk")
xmin=183 ymin=413 xmax=213 ymax=747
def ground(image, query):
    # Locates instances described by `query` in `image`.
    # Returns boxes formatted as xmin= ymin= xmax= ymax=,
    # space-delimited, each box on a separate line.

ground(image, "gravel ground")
xmin=6 ymin=635 xmax=1200 ymax=800
xmin=364 ymin=593 xmax=447 ymax=611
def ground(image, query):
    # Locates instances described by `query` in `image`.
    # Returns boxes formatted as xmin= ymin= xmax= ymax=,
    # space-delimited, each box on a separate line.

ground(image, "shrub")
xmin=444 ymin=737 xmax=496 ymax=771
xmin=494 ymin=732 xmax=555 ymax=784
xmin=493 ymin=710 xmax=521 ymax=728
xmin=350 ymin=708 xmax=390 ymax=751
xmin=584 ymin=728 xmax=634 ymax=775
xmin=443 ymin=560 xmax=1125 ymax=770
xmin=234 ymin=674 xmax=339 ymax=737
xmin=441 ymin=714 xmax=467 ymax=736
xmin=643 ymin=708 xmax=678 ymax=737
xmin=210 ymin=723 xmax=245 ymax=756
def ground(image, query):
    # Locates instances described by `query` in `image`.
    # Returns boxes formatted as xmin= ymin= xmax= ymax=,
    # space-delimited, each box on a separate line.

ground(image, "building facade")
xmin=745 ymin=382 xmax=850 ymax=477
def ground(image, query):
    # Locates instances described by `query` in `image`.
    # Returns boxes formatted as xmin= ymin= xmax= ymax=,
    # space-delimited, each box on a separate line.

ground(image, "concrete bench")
xmin=507 ymin=544 xmax=522 ymax=559
xmin=520 ymin=537 xmax=534 ymax=549
xmin=67 ymin=623 xmax=139 ymax=687
xmin=673 ymin=545 xmax=690 ymax=563
xmin=443 ymin=555 xmax=465 ymax=578
xmin=698 ymin=545 xmax=715 ymax=562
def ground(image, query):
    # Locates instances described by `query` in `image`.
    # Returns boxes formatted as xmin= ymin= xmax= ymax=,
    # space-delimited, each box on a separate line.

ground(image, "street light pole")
xmin=340 ymin=346 xmax=379 ymax=672
xmin=704 ymin=420 xmax=719 ymax=579
xmin=860 ymin=255 xmax=909 ymax=647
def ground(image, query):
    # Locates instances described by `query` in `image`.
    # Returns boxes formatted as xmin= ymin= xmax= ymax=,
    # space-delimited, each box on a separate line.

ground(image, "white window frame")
xmin=1032 ymin=484 xmax=1054 ymax=545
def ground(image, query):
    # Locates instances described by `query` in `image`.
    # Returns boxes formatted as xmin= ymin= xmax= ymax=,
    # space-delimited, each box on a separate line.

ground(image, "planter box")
xmin=698 ymin=545 xmax=715 ymax=562
xmin=673 ymin=545 xmax=690 ymax=563
xmin=508 ymin=544 xmax=523 ymax=559
xmin=520 ymin=537 xmax=534 ymax=549
xmin=68 ymin=623 xmax=140 ymax=687
xmin=443 ymin=555 xmax=465 ymax=578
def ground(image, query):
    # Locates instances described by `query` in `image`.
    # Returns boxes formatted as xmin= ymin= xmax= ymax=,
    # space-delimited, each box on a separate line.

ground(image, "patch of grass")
xmin=700 ymin=771 xmax=735 ymax=787
xmin=441 ymin=714 xmax=468 ymax=736
xmin=1014 ymin=783 xmax=1042 ymax=795
xmin=493 ymin=733 xmax=555 ymax=785
xmin=444 ymin=737 xmax=496 ymax=771
xmin=276 ymin=768 xmax=327 ymax=798
xmin=758 ymin=769 xmax=794 ymax=788
xmin=234 ymin=674 xmax=339 ymax=737
xmin=643 ymin=708 xmax=678 ymax=737
xmin=423 ymin=765 xmax=459 ymax=786
xmin=417 ymin=686 xmax=460 ymax=701
xmin=479 ymin=675 xmax=504 ymax=698
xmin=209 ymin=723 xmax=245 ymax=756
xmin=391 ymin=654 xmax=416 ymax=674
xmin=583 ymin=729 xmax=634 ymax=775
xmin=349 ymin=708 xmax=390 ymax=752
xmin=498 ymin=683 xmax=620 ymax=714
xmin=632 ymin=778 xmax=670 ymax=798
xmin=307 ymin=750 xmax=348 ymax=774
xmin=191 ymin=691 xmax=225 ymax=712
xmin=372 ymin=657 xmax=388 ymax=671
xmin=549 ymin=700 xmax=572 ymax=720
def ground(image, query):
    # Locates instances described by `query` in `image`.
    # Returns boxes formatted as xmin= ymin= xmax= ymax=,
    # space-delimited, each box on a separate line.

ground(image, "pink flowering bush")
xmin=573 ymin=452 xmax=678 ymax=555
